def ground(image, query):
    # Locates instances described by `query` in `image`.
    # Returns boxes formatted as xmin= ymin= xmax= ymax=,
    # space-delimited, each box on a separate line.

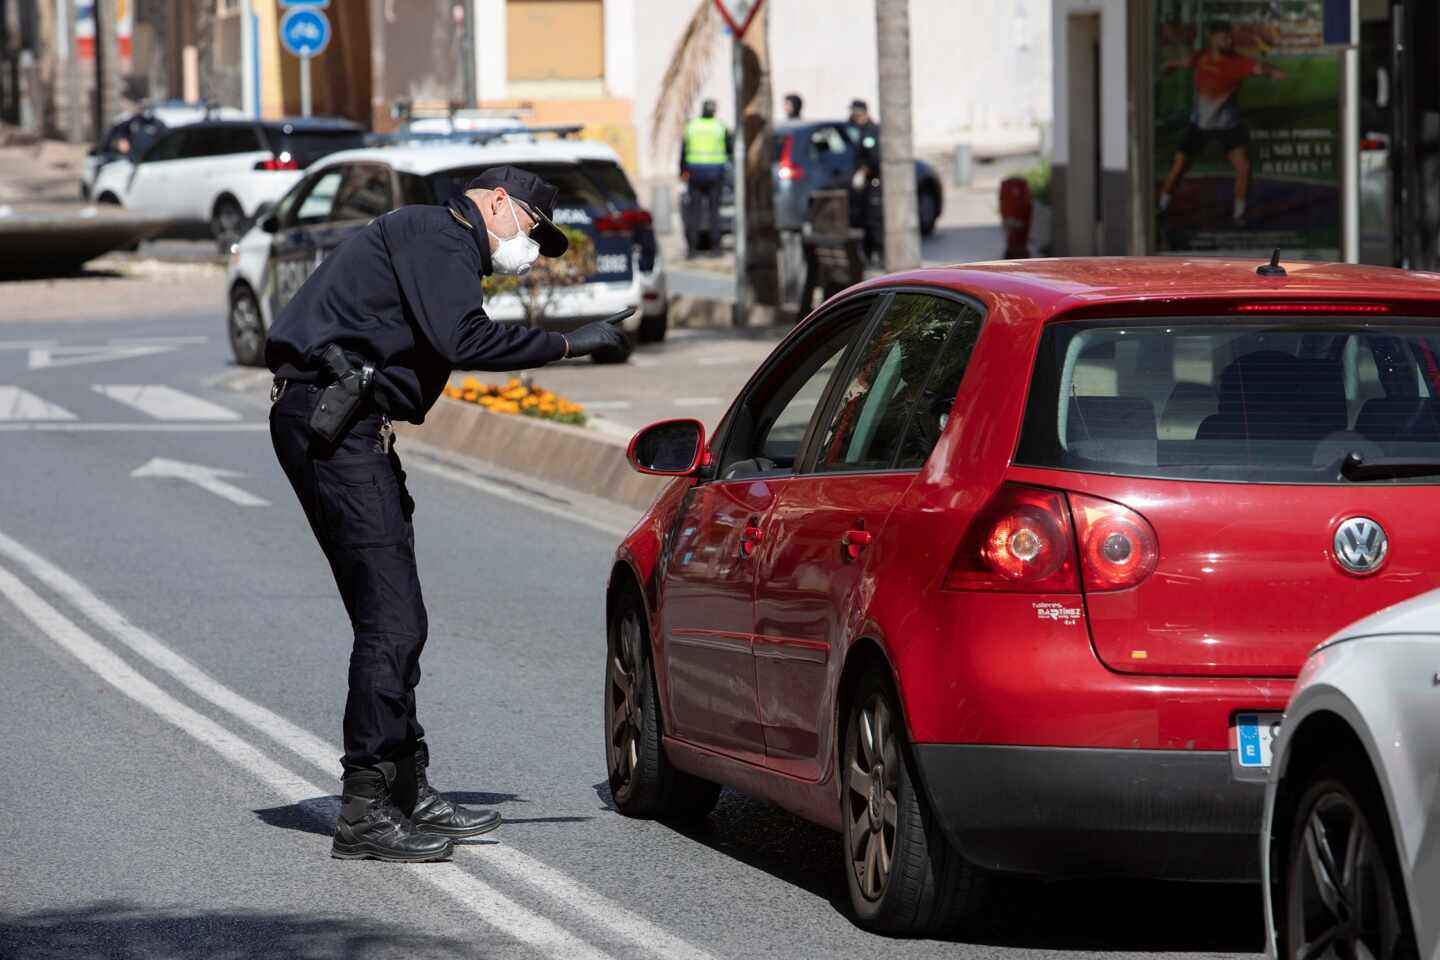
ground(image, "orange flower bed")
xmin=443 ymin=376 xmax=586 ymax=426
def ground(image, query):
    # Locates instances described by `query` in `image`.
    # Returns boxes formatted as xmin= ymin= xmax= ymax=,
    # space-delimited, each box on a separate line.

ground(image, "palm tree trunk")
xmin=875 ymin=0 xmax=921 ymax=271
xmin=738 ymin=6 xmax=779 ymax=309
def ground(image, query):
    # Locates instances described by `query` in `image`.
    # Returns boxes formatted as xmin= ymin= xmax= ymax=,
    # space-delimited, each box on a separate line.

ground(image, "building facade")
xmin=1051 ymin=0 xmax=1439 ymax=270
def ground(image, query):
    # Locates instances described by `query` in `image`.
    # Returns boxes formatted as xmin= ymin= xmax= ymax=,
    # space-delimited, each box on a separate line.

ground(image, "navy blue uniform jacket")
xmin=264 ymin=195 xmax=568 ymax=423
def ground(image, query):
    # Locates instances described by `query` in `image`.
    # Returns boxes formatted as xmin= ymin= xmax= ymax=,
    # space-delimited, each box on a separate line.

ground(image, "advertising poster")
xmin=1154 ymin=0 xmax=1340 ymax=258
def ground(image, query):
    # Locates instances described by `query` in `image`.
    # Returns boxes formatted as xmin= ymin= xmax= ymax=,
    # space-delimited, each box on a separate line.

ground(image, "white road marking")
xmin=0 ymin=529 xmax=719 ymax=960
xmin=628 ymin=356 xmax=660 ymax=368
xmin=404 ymin=454 xmax=633 ymax=539
xmin=29 ymin=344 xmax=177 ymax=369
xmin=672 ymin=397 xmax=724 ymax=407
xmin=695 ymin=356 xmax=748 ymax=367
xmin=108 ymin=336 xmax=209 ymax=345
xmin=0 ymin=422 xmax=267 ymax=432
xmin=93 ymin=384 xmax=241 ymax=421
xmin=0 ymin=557 xmax=618 ymax=960
xmin=131 ymin=457 xmax=270 ymax=507
xmin=0 ymin=386 xmax=76 ymax=421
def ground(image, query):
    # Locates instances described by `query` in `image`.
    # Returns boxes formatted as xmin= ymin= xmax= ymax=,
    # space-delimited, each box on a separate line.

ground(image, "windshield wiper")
xmin=1341 ymin=451 xmax=1440 ymax=481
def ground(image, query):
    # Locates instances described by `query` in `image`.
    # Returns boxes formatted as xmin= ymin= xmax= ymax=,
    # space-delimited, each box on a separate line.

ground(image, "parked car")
xmin=605 ymin=257 xmax=1440 ymax=933
xmin=91 ymin=117 xmax=366 ymax=250
xmin=1262 ymin=591 xmax=1437 ymax=960
xmin=81 ymin=101 xmax=247 ymax=201
xmin=225 ymin=139 xmax=662 ymax=366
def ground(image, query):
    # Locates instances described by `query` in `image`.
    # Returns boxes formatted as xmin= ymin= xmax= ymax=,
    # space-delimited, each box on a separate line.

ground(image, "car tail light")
xmin=1069 ymin=493 xmax=1158 ymax=591
xmin=945 ymin=484 xmax=1078 ymax=592
xmin=1233 ymin=302 xmax=1390 ymax=314
xmin=596 ymin=208 xmax=654 ymax=234
xmin=777 ymin=136 xmax=804 ymax=181
xmin=255 ymin=153 xmax=298 ymax=171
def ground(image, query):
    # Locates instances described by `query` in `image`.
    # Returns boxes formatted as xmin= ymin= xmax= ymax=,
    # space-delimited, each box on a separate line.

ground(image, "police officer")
xmin=846 ymin=99 xmax=882 ymax=261
xmin=680 ymin=99 xmax=731 ymax=257
xmin=265 ymin=166 xmax=628 ymax=863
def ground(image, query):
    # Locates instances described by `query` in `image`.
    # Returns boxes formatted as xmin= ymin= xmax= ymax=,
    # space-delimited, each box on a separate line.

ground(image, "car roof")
xmin=308 ymin=140 xmax=624 ymax=176
xmin=847 ymin=257 xmax=1440 ymax=320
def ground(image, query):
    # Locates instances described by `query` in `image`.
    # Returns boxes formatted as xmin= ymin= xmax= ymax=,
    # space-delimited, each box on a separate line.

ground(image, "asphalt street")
xmin=0 ymin=291 xmax=1266 ymax=959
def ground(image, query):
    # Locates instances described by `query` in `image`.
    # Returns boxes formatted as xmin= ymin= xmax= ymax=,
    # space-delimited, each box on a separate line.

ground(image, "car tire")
xmin=638 ymin=309 xmax=668 ymax=344
xmin=228 ymin=285 xmax=266 ymax=367
xmin=591 ymin=333 xmax=635 ymax=364
xmin=842 ymin=668 xmax=988 ymax=935
xmin=918 ymin=186 xmax=940 ymax=238
xmin=1281 ymin=750 xmax=1417 ymax=960
xmin=212 ymin=197 xmax=246 ymax=253
xmin=605 ymin=589 xmax=722 ymax=820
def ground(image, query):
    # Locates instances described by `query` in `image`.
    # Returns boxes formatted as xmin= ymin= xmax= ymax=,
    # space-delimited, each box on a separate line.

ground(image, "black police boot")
xmin=406 ymin=743 xmax=502 ymax=839
xmin=331 ymin=761 xmax=454 ymax=862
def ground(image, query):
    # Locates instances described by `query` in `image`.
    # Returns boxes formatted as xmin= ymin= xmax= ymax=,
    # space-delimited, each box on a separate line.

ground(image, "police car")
xmin=225 ymin=140 xmax=665 ymax=366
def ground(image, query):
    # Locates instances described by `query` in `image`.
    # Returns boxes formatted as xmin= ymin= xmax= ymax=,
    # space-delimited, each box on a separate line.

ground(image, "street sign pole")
xmin=732 ymin=35 xmax=748 ymax=327
xmin=300 ymin=56 xmax=311 ymax=117
xmin=714 ymin=0 xmax=762 ymax=327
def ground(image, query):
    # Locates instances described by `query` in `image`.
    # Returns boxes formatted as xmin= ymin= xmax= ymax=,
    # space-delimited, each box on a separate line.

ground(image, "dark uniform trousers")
xmin=270 ymin=384 xmax=427 ymax=774
xmin=686 ymin=165 xmax=725 ymax=254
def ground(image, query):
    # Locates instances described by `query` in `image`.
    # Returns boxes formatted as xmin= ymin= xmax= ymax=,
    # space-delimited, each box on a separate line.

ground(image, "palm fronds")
xmin=649 ymin=0 xmax=721 ymax=165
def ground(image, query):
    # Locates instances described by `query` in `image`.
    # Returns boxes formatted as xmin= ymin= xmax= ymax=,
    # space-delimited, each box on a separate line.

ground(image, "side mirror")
xmin=628 ymin=418 xmax=705 ymax=477
xmin=260 ymin=213 xmax=280 ymax=233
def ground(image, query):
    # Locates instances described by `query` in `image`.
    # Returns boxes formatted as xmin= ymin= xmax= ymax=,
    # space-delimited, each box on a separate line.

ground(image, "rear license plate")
xmin=1234 ymin=712 xmax=1283 ymax=769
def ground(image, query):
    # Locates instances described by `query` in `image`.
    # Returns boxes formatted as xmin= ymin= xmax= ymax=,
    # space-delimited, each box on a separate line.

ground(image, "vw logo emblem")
xmin=1333 ymin=517 xmax=1389 ymax=575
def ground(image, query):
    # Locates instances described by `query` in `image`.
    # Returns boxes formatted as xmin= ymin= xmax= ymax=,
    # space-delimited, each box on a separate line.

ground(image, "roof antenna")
xmin=1257 ymin=248 xmax=1287 ymax=277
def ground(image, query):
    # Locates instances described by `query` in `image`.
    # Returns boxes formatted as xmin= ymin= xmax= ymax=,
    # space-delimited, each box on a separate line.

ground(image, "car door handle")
xmin=841 ymin=528 xmax=872 ymax=562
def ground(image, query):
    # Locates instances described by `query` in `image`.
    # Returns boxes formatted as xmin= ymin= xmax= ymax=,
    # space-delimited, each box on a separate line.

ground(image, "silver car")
xmin=1262 ymin=589 xmax=1439 ymax=960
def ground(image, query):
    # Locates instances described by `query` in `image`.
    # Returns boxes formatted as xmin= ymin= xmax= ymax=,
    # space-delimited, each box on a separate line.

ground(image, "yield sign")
xmin=714 ymin=0 xmax=763 ymax=38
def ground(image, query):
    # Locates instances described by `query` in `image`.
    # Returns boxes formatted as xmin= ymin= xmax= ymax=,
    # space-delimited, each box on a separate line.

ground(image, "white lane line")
xmin=30 ymin=345 xmax=177 ymax=370
xmin=695 ymin=357 xmax=749 ymax=367
xmin=0 ymin=529 xmax=720 ymax=960
xmin=109 ymin=336 xmax=209 ymax=345
xmin=672 ymin=397 xmax=724 ymax=407
xmin=0 ymin=386 xmax=76 ymax=421
xmin=0 ymin=422 xmax=267 ymax=432
xmin=93 ymin=384 xmax=241 ymax=421
xmin=403 ymin=454 xmax=635 ymax=539
xmin=0 ymin=556 xmax=618 ymax=960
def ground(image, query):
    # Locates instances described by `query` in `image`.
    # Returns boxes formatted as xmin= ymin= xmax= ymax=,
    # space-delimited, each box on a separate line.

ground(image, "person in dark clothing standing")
xmin=265 ymin=165 xmax=627 ymax=863
xmin=784 ymin=93 xmax=803 ymax=121
xmin=846 ymin=99 xmax=882 ymax=261
xmin=680 ymin=99 xmax=731 ymax=257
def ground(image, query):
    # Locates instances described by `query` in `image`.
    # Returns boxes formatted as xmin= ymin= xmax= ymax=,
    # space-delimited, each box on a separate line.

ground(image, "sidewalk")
xmin=0 ymin=139 xmax=89 ymax=207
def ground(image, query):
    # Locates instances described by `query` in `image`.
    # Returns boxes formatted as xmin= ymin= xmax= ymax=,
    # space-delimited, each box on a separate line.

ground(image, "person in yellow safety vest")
xmin=680 ymin=99 xmax=732 ymax=258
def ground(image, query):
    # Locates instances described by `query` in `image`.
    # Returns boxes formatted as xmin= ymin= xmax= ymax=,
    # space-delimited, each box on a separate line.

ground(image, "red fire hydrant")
xmin=999 ymin=177 xmax=1033 ymax=259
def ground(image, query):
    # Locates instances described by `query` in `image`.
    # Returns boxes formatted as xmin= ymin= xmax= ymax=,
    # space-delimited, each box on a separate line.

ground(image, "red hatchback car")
xmin=603 ymin=258 xmax=1440 ymax=933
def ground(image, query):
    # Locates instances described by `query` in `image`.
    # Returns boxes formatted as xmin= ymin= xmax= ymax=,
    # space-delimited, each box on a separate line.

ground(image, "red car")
xmin=604 ymin=258 xmax=1440 ymax=933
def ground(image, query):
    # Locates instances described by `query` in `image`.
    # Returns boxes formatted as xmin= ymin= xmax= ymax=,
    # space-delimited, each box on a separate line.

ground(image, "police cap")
xmin=466 ymin=166 xmax=569 ymax=258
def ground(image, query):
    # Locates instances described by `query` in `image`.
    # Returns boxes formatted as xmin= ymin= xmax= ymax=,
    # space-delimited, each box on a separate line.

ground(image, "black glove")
xmin=563 ymin=309 xmax=632 ymax=358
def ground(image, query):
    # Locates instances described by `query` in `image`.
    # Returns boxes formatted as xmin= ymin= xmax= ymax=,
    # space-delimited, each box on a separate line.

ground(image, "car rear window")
xmin=262 ymin=126 xmax=365 ymax=168
xmin=1015 ymin=319 xmax=1440 ymax=484
xmin=580 ymin=161 xmax=637 ymax=206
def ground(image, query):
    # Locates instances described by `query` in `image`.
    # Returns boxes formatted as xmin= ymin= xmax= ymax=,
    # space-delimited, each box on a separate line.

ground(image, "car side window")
xmin=812 ymin=293 xmax=981 ymax=473
xmin=714 ymin=298 xmax=876 ymax=481
xmin=173 ymin=128 xmax=208 ymax=160
xmin=331 ymin=164 xmax=394 ymax=222
xmin=292 ymin=168 xmax=345 ymax=226
xmin=141 ymin=130 xmax=185 ymax=163
xmin=809 ymin=126 xmax=848 ymax=157
xmin=210 ymin=126 xmax=261 ymax=156
xmin=396 ymin=172 xmax=434 ymax=206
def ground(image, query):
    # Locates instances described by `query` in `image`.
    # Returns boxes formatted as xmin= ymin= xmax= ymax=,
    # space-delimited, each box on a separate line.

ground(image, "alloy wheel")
xmin=847 ymin=693 xmax=900 ymax=902
xmin=606 ymin=608 xmax=644 ymax=794
xmin=1287 ymin=789 xmax=1406 ymax=960
xmin=230 ymin=293 xmax=264 ymax=366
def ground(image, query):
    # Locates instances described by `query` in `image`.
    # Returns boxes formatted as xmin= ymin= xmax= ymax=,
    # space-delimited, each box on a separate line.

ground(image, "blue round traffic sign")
xmin=280 ymin=7 xmax=330 ymax=58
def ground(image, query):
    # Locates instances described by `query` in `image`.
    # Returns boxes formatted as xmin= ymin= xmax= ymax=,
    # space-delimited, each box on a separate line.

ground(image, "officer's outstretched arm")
xmin=393 ymin=232 xmax=569 ymax=371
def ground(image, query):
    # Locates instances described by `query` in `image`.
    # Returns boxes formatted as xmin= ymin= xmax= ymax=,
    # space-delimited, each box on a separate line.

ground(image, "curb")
xmin=395 ymin=397 xmax=670 ymax=513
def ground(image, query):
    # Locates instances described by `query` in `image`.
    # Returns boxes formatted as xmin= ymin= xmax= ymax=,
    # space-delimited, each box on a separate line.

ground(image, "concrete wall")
xmin=1050 ymin=0 xmax=1130 ymax=255
xmin=472 ymin=0 xmax=1054 ymax=180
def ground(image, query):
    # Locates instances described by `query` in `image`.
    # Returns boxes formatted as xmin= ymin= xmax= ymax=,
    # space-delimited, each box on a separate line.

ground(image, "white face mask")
xmin=487 ymin=198 xmax=541 ymax=276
